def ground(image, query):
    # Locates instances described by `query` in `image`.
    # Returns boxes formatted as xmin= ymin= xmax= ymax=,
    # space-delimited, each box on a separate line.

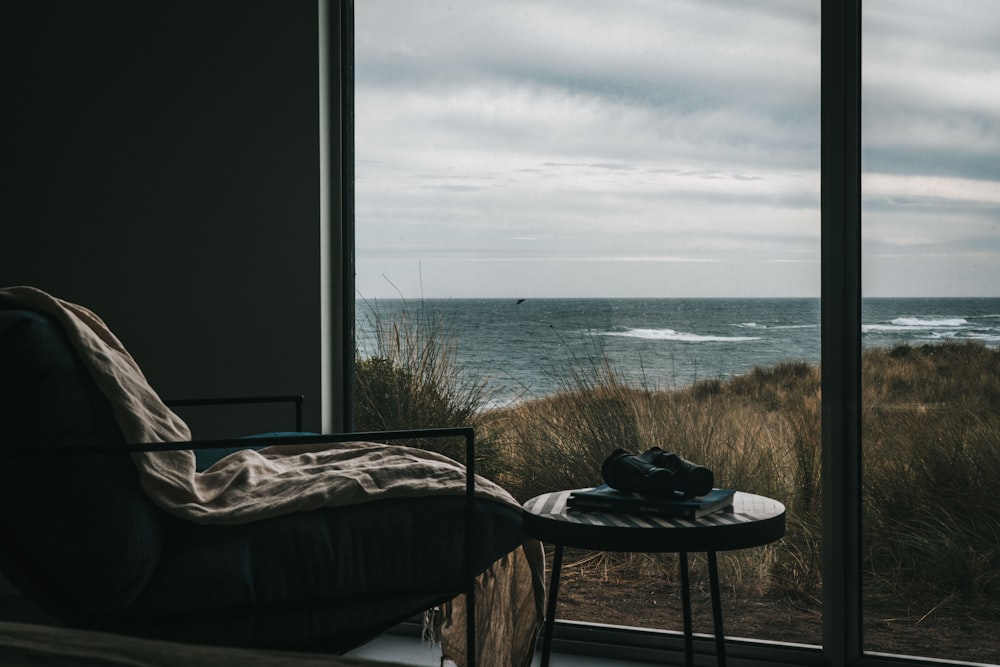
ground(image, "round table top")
xmin=522 ymin=489 xmax=785 ymax=553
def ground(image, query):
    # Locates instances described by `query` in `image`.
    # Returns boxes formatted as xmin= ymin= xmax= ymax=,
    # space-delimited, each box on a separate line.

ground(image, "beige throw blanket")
xmin=0 ymin=286 xmax=544 ymax=667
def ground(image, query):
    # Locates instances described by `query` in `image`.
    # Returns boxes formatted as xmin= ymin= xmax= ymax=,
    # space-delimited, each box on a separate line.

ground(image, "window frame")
xmin=334 ymin=1 xmax=992 ymax=665
xmin=821 ymin=1 xmax=864 ymax=666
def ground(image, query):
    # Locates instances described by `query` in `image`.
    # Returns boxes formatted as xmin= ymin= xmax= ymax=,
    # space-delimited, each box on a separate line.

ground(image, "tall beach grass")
xmin=355 ymin=313 xmax=1000 ymax=607
xmin=354 ymin=299 xmax=503 ymax=472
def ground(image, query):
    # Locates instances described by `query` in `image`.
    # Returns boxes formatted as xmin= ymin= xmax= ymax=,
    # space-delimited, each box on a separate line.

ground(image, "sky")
xmin=354 ymin=0 xmax=1000 ymax=299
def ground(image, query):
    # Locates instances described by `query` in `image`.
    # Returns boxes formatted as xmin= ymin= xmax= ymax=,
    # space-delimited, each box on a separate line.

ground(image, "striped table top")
xmin=522 ymin=489 xmax=785 ymax=553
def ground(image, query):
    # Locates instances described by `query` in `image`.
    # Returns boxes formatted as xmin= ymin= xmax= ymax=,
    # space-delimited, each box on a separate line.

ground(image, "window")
xmin=344 ymin=1 xmax=1000 ymax=665
xmin=861 ymin=1 xmax=1000 ymax=663
xmin=354 ymin=0 xmax=822 ymax=654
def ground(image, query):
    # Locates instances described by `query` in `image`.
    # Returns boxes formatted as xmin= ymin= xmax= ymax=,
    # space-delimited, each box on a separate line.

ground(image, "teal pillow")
xmin=194 ymin=432 xmax=318 ymax=472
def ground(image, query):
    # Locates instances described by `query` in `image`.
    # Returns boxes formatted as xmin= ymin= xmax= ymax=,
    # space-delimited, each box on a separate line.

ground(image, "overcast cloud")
xmin=355 ymin=0 xmax=1000 ymax=298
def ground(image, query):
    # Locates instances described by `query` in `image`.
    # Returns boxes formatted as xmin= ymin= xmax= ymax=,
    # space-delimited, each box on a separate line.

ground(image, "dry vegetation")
xmin=862 ymin=344 xmax=1000 ymax=602
xmin=356 ymin=310 xmax=1000 ymax=651
xmin=482 ymin=360 xmax=824 ymax=598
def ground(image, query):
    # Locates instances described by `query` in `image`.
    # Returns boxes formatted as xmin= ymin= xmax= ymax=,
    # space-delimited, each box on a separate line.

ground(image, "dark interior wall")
xmin=1 ymin=1 xmax=324 ymax=435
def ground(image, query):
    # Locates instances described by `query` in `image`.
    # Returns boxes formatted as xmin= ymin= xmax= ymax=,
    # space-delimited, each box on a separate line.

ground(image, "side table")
xmin=522 ymin=489 xmax=785 ymax=667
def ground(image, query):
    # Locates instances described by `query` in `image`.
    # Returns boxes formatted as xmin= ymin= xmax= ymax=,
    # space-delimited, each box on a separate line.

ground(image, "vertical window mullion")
xmin=340 ymin=0 xmax=357 ymax=431
xmin=323 ymin=0 xmax=356 ymax=433
xmin=821 ymin=0 xmax=863 ymax=665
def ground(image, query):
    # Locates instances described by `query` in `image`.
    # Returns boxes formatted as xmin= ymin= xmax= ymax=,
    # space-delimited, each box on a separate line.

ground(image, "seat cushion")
xmin=126 ymin=495 xmax=524 ymax=652
xmin=0 ymin=308 xmax=167 ymax=623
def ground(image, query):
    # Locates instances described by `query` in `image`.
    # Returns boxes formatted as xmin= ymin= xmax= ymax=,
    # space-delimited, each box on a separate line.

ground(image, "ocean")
xmin=356 ymin=297 xmax=1000 ymax=407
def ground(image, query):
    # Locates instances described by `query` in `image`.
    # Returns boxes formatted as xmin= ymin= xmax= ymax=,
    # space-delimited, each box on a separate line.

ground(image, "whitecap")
xmin=890 ymin=317 xmax=968 ymax=327
xmin=863 ymin=317 xmax=968 ymax=332
xmin=735 ymin=322 xmax=816 ymax=330
xmin=930 ymin=330 xmax=1000 ymax=344
xmin=603 ymin=328 xmax=762 ymax=343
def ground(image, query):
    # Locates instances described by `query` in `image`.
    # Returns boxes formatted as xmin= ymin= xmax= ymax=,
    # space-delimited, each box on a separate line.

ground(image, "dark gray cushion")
xmin=127 ymin=495 xmax=524 ymax=651
xmin=0 ymin=308 xmax=167 ymax=623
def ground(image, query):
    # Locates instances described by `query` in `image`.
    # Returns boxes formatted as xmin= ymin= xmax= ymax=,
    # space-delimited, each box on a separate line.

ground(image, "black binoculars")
xmin=601 ymin=447 xmax=714 ymax=499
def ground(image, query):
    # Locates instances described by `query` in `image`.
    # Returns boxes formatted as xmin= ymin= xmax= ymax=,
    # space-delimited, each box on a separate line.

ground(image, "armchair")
xmin=0 ymin=291 xmax=542 ymax=666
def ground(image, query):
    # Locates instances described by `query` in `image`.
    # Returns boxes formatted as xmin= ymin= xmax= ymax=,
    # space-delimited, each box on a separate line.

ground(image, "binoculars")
xmin=601 ymin=447 xmax=714 ymax=499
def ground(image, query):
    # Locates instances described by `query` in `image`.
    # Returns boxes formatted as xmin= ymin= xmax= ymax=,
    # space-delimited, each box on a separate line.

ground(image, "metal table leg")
xmin=708 ymin=551 xmax=727 ymax=667
xmin=540 ymin=544 xmax=564 ymax=667
xmin=679 ymin=551 xmax=694 ymax=667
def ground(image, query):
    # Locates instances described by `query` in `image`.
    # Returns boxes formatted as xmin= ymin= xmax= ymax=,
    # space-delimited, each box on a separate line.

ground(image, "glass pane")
xmin=861 ymin=1 xmax=1000 ymax=662
xmin=356 ymin=0 xmax=821 ymax=647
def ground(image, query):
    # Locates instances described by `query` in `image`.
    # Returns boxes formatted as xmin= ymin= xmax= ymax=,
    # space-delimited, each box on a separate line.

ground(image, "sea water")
xmin=356 ymin=297 xmax=1000 ymax=406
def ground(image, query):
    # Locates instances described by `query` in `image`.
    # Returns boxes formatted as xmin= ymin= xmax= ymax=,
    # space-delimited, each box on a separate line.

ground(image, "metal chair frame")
xmin=2 ymin=397 xmax=478 ymax=665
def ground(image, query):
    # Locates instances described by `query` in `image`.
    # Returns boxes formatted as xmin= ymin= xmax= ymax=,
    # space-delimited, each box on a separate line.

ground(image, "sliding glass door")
xmin=860 ymin=1 xmax=1000 ymax=663
xmin=349 ymin=1 xmax=1000 ymax=664
xmin=355 ymin=0 xmax=823 ymax=650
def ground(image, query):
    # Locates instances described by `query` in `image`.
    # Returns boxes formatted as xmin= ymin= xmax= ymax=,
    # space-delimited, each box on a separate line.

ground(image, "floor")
xmin=343 ymin=633 xmax=446 ymax=665
xmin=0 ymin=594 xmax=662 ymax=666
xmin=344 ymin=631 xmax=654 ymax=666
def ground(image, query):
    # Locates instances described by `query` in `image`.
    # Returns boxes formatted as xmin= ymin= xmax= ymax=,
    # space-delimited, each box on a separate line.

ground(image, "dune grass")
xmin=861 ymin=343 xmax=1000 ymax=601
xmin=354 ymin=300 xmax=502 ymax=469
xmin=482 ymin=360 xmax=824 ymax=596
xmin=356 ymin=317 xmax=1000 ymax=607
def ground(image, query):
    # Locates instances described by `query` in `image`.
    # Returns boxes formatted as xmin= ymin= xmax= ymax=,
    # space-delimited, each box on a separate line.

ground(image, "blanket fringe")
xmin=422 ymin=604 xmax=447 ymax=646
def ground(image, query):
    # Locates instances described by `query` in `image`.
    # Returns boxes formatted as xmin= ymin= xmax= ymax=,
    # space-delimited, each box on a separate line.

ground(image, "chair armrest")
xmin=164 ymin=395 xmax=304 ymax=432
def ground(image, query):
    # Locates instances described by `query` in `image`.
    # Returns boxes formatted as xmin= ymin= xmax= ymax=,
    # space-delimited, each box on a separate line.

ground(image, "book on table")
xmin=567 ymin=485 xmax=736 ymax=519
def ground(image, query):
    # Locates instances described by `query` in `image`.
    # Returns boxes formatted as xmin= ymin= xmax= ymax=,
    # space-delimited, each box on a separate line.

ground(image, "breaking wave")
xmin=863 ymin=317 xmax=969 ymax=332
xmin=735 ymin=322 xmax=816 ymax=330
xmin=603 ymin=327 xmax=762 ymax=343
